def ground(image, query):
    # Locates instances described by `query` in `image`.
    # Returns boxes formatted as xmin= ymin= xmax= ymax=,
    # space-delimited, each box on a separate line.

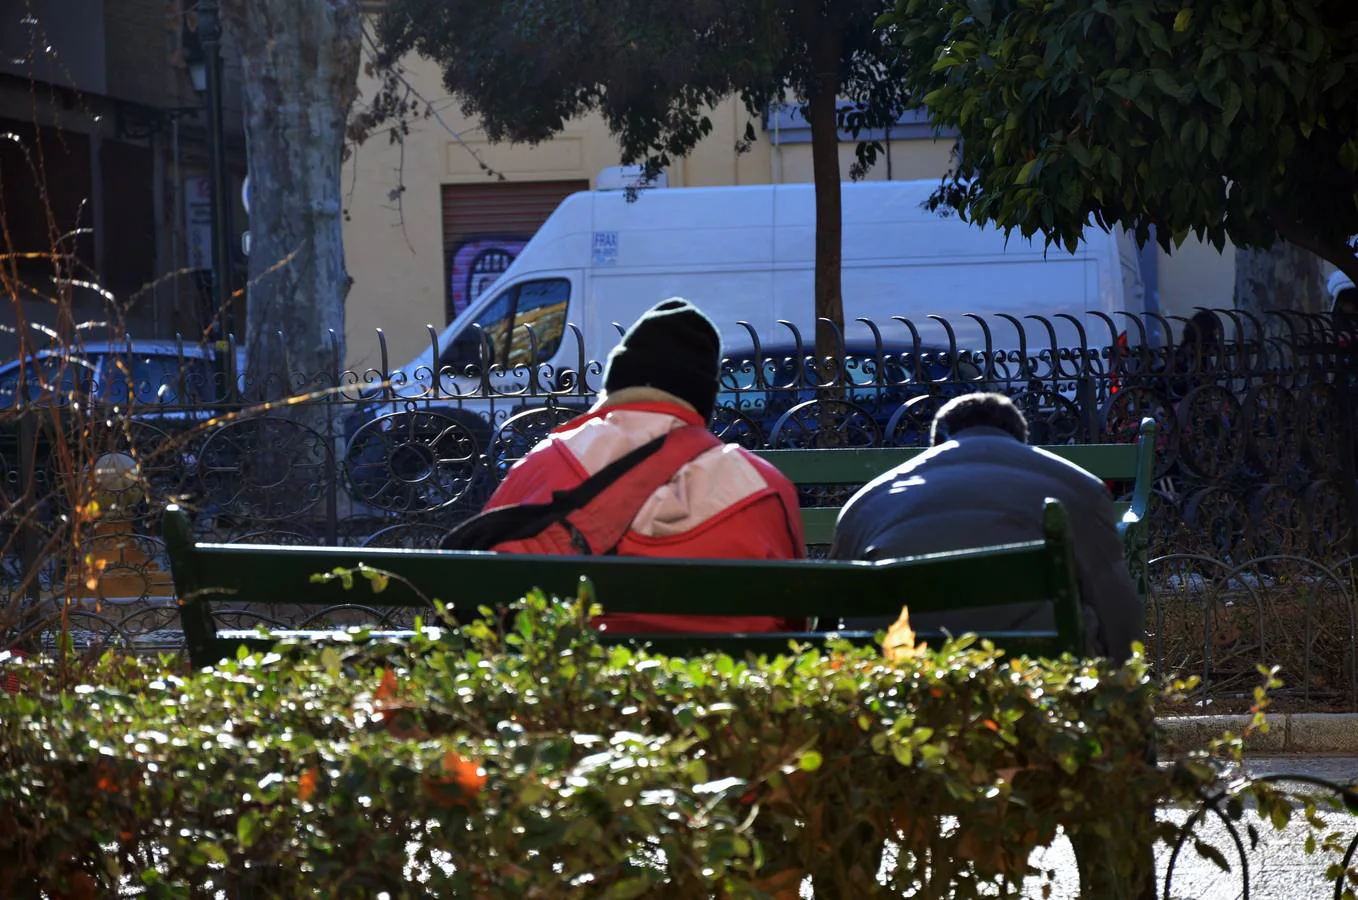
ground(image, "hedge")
xmin=1 ymin=583 xmax=1353 ymax=899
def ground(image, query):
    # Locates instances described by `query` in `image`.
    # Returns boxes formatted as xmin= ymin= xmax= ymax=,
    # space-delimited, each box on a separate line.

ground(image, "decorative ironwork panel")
xmin=3 ymin=309 xmax=1356 ymax=707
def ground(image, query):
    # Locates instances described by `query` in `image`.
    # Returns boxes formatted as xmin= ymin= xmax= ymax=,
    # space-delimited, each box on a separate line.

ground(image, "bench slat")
xmin=179 ymin=538 xmax=1061 ymax=619
xmin=164 ymin=499 xmax=1087 ymax=668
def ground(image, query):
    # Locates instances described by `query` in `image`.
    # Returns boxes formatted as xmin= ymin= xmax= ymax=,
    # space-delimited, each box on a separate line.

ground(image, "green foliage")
xmin=371 ymin=0 xmax=919 ymax=351
xmin=886 ymin=0 xmax=1358 ymax=276
xmin=373 ymin=0 xmax=911 ymax=180
xmin=0 ymin=588 xmax=1346 ymax=897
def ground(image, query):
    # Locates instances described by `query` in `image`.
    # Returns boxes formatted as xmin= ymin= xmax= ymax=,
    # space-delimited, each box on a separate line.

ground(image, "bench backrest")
xmin=162 ymin=500 xmax=1086 ymax=667
xmin=756 ymin=418 xmax=1158 ymax=546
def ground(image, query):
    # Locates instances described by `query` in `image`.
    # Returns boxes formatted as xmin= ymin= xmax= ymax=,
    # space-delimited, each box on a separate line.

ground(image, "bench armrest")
xmin=1118 ymin=417 xmax=1158 ymax=603
xmin=1126 ymin=417 xmax=1158 ymax=526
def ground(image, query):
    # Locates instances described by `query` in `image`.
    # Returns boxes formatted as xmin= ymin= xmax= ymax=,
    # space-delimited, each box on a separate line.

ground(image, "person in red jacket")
xmin=482 ymin=298 xmax=806 ymax=634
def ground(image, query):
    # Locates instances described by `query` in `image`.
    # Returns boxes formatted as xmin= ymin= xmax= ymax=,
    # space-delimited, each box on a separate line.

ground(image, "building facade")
xmin=0 ymin=0 xmax=248 ymax=360
xmin=340 ymin=52 xmax=1240 ymax=372
xmin=0 ymin=6 xmax=1243 ymax=371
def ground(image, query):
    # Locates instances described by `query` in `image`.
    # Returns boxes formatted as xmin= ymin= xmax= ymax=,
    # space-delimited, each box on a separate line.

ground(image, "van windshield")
xmin=439 ymin=278 xmax=570 ymax=373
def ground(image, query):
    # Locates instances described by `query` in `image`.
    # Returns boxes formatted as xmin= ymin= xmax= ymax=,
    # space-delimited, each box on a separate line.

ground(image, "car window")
xmin=0 ymin=356 xmax=94 ymax=407
xmin=102 ymin=353 xmax=216 ymax=404
xmin=439 ymin=278 xmax=570 ymax=373
xmin=0 ymin=364 xmax=20 ymax=408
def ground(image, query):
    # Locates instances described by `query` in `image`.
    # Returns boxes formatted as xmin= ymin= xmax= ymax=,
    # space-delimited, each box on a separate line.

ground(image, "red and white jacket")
xmin=483 ymin=390 xmax=806 ymax=634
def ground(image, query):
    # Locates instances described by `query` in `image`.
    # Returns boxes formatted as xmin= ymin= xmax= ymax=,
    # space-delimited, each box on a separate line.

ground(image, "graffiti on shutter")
xmin=448 ymin=237 xmax=528 ymax=320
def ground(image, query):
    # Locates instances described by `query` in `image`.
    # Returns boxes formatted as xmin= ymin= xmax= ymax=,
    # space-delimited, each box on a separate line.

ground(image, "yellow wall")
xmin=341 ymin=53 xmax=1235 ymax=369
xmin=1157 ymin=236 xmax=1237 ymax=322
xmin=773 ymin=138 xmax=955 ymax=184
xmin=341 ymin=55 xmax=781 ymax=370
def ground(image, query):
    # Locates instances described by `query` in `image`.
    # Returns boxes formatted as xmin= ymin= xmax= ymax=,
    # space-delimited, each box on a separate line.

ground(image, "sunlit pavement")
xmin=1014 ymin=756 xmax=1358 ymax=900
xmin=838 ymin=756 xmax=1358 ymax=899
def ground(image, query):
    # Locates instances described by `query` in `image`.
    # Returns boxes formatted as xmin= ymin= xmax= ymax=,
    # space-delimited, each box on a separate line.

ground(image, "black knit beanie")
xmin=603 ymin=298 xmax=722 ymax=421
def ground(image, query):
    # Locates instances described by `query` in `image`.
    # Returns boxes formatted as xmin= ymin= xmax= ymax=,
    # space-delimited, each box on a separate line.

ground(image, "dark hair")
xmin=1335 ymin=287 xmax=1358 ymax=318
xmin=1181 ymin=310 xmax=1223 ymax=348
xmin=930 ymin=392 xmax=1028 ymax=445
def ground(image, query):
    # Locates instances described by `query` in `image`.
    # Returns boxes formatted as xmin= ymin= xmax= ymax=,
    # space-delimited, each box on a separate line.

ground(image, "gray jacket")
xmin=829 ymin=426 xmax=1144 ymax=661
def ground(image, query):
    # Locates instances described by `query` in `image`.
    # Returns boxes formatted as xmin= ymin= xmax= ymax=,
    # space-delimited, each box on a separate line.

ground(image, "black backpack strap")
xmin=560 ymin=426 xmax=723 ymax=554
xmin=439 ymin=427 xmax=718 ymax=552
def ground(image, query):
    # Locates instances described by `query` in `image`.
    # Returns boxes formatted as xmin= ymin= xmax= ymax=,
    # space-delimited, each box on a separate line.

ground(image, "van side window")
xmin=505 ymin=279 xmax=569 ymax=368
xmin=439 ymin=290 xmax=515 ymax=373
xmin=438 ymin=278 xmax=570 ymax=373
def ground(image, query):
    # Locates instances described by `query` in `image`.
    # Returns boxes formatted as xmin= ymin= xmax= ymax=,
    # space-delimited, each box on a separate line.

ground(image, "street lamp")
xmin=187 ymin=2 xmax=237 ymax=363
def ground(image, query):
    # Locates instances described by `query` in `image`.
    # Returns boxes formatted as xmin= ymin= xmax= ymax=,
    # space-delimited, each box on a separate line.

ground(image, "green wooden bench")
xmin=161 ymin=498 xmax=1153 ymax=897
xmin=756 ymin=417 xmax=1158 ymax=597
xmin=162 ymin=499 xmax=1086 ymax=669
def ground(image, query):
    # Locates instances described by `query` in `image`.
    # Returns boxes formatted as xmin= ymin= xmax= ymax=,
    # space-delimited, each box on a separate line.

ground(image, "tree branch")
xmin=1267 ymin=203 xmax=1358 ymax=290
xmin=358 ymin=23 xmax=502 ymax=181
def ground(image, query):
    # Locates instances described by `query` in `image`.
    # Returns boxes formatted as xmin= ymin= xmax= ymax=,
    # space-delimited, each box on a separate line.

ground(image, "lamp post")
xmin=188 ymin=1 xmax=236 ymax=354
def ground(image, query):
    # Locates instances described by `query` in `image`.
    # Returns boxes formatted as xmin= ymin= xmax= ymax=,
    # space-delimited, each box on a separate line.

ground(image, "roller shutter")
xmin=442 ymin=180 xmax=587 ymax=321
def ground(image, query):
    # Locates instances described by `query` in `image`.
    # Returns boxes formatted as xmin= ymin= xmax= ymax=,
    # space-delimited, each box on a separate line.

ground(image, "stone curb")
xmin=1155 ymin=714 xmax=1358 ymax=754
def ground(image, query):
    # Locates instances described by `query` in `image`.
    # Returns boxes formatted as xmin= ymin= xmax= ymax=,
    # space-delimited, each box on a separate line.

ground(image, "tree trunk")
xmin=1232 ymin=240 xmax=1328 ymax=340
xmin=221 ymin=0 xmax=362 ymax=403
xmin=805 ymin=27 xmax=846 ymax=378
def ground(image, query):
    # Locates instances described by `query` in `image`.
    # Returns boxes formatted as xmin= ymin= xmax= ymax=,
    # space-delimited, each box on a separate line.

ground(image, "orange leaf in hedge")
xmin=374 ymin=668 xmax=399 ymax=704
xmin=95 ymin=761 xmax=120 ymax=794
xmin=882 ymin=606 xmax=926 ymax=664
xmin=421 ymin=750 xmax=487 ymax=809
xmin=299 ymin=767 xmax=318 ymax=803
xmin=445 ymin=750 xmax=488 ymax=794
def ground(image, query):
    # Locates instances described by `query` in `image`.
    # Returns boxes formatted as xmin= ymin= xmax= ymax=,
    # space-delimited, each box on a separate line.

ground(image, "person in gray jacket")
xmin=830 ymin=392 xmax=1144 ymax=662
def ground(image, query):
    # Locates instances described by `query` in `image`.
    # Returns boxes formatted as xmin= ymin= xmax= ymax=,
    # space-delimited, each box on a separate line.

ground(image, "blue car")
xmin=0 ymin=340 xmax=247 ymax=419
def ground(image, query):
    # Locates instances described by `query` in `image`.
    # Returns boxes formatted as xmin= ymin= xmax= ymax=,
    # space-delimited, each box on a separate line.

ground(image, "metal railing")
xmin=2 ymin=308 xmax=1355 ymax=705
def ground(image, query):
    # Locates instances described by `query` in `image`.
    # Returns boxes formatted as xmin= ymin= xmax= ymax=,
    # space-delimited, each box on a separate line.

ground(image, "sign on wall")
xmin=592 ymin=231 xmax=619 ymax=267
xmin=241 ymin=175 xmax=251 ymax=257
xmin=183 ymin=175 xmax=212 ymax=271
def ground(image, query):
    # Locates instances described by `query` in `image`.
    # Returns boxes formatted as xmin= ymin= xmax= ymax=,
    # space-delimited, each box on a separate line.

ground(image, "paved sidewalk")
xmin=850 ymin=756 xmax=1358 ymax=899
xmin=1159 ymin=714 xmax=1358 ymax=754
xmin=1018 ymin=755 xmax=1358 ymax=899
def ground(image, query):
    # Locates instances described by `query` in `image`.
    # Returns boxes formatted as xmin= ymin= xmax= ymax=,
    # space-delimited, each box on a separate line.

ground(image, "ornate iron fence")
xmin=2 ymin=309 xmax=1355 ymax=705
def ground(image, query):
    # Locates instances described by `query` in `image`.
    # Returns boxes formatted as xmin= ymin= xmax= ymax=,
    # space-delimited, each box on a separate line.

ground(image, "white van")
xmin=395 ymin=179 xmax=1147 ymax=399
